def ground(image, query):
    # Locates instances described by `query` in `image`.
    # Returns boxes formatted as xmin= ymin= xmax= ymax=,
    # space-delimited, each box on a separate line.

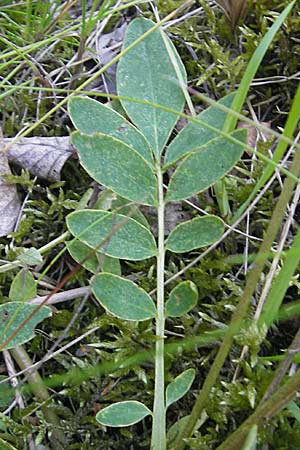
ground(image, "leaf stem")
xmin=151 ymin=163 xmax=166 ymax=450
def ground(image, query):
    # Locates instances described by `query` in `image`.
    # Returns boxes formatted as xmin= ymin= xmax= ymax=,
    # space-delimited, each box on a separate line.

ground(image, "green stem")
xmin=151 ymin=164 xmax=166 ymax=450
xmin=25 ymin=0 xmax=33 ymax=40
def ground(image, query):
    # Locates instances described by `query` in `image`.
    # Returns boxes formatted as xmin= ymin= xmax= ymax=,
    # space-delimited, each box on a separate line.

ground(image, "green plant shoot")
xmin=67 ymin=17 xmax=245 ymax=450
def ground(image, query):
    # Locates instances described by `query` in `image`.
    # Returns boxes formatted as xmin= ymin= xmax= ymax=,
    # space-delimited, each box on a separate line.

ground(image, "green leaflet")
xmin=165 ymin=281 xmax=198 ymax=317
xmin=166 ymin=369 xmax=195 ymax=409
xmin=287 ymin=401 xmax=300 ymax=424
xmin=165 ymin=215 xmax=225 ymax=253
xmin=92 ymin=188 xmax=117 ymax=211
xmin=117 ymin=17 xmax=186 ymax=157
xmin=0 ymin=375 xmax=14 ymax=408
xmin=166 ymin=129 xmax=246 ymax=203
xmin=71 ymin=132 xmax=157 ymax=206
xmin=111 ymin=195 xmax=150 ymax=229
xmin=164 ymin=93 xmax=235 ymax=167
xmin=67 ymin=240 xmax=121 ymax=275
xmin=9 ymin=269 xmax=36 ymax=302
xmin=96 ymin=400 xmax=152 ymax=427
xmin=18 ymin=247 xmax=43 ymax=266
xmin=241 ymin=425 xmax=258 ymax=450
xmin=92 ymin=273 xmax=156 ymax=321
xmin=89 ymin=188 xmax=150 ymax=229
xmin=101 ymin=254 xmax=122 ymax=276
xmin=0 ymin=302 xmax=51 ymax=350
xmin=69 ymin=96 xmax=153 ymax=165
xmin=66 ymin=210 xmax=157 ymax=261
xmin=167 ymin=415 xmax=201 ymax=447
xmin=67 ymin=240 xmax=101 ymax=273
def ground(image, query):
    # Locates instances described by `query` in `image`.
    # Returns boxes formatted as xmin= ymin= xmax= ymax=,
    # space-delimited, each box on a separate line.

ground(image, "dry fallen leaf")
xmin=0 ymin=135 xmax=74 ymax=236
xmin=83 ymin=24 xmax=126 ymax=93
xmin=4 ymin=136 xmax=73 ymax=182
xmin=0 ymin=149 xmax=21 ymax=237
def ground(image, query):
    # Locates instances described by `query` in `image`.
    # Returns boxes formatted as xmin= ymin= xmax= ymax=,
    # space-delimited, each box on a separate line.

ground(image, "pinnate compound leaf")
xmin=165 ymin=215 xmax=224 ymax=253
xmin=117 ymin=18 xmax=186 ymax=157
xmin=9 ymin=269 xmax=37 ymax=302
xmin=96 ymin=400 xmax=151 ymax=427
xmin=67 ymin=240 xmax=121 ymax=275
xmin=164 ymin=93 xmax=235 ymax=167
xmin=92 ymin=273 xmax=156 ymax=321
xmin=71 ymin=132 xmax=157 ymax=206
xmin=165 ymin=281 xmax=198 ymax=317
xmin=66 ymin=210 xmax=157 ymax=261
xmin=69 ymin=96 xmax=153 ymax=165
xmin=166 ymin=129 xmax=246 ymax=202
xmin=0 ymin=302 xmax=51 ymax=350
xmin=166 ymin=368 xmax=195 ymax=409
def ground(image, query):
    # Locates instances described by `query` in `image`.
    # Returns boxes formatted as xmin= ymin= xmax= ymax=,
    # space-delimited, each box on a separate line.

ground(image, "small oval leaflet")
xmin=69 ymin=96 xmax=153 ymax=165
xmin=67 ymin=240 xmax=121 ymax=275
xmin=117 ymin=17 xmax=186 ymax=157
xmin=165 ymin=215 xmax=225 ymax=253
xmin=165 ymin=281 xmax=198 ymax=317
xmin=92 ymin=273 xmax=157 ymax=321
xmin=71 ymin=131 xmax=157 ymax=206
xmin=166 ymin=129 xmax=247 ymax=203
xmin=166 ymin=368 xmax=195 ymax=409
xmin=111 ymin=195 xmax=150 ymax=229
xmin=0 ymin=302 xmax=51 ymax=350
xmin=67 ymin=240 xmax=101 ymax=273
xmin=18 ymin=247 xmax=43 ymax=266
xmin=96 ymin=400 xmax=152 ymax=427
xmin=9 ymin=268 xmax=37 ymax=302
xmin=164 ymin=93 xmax=235 ymax=167
xmin=167 ymin=414 xmax=192 ymax=446
xmin=0 ymin=375 xmax=14 ymax=408
xmin=66 ymin=210 xmax=157 ymax=261
xmin=241 ymin=425 xmax=258 ymax=450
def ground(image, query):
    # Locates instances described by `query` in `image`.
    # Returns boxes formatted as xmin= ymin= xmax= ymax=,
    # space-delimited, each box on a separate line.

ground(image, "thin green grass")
xmin=214 ymin=0 xmax=296 ymax=216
